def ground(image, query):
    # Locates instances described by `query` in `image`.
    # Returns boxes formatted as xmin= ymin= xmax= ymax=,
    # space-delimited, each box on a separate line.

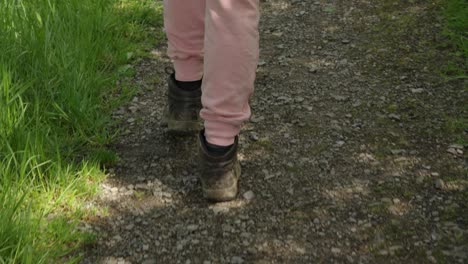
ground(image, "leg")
xmin=198 ymin=0 xmax=260 ymax=202
xmin=201 ymin=0 xmax=260 ymax=146
xmin=163 ymin=0 xmax=205 ymax=81
xmin=163 ymin=0 xmax=205 ymax=132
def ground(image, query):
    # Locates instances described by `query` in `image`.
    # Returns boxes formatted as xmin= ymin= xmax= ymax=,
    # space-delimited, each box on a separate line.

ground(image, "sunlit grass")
xmin=442 ymin=0 xmax=467 ymax=145
xmin=0 ymin=0 xmax=162 ymax=262
xmin=441 ymin=0 xmax=467 ymax=79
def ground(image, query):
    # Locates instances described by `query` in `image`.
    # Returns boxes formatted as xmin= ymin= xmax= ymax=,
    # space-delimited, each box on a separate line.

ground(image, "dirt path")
xmin=81 ymin=0 xmax=467 ymax=263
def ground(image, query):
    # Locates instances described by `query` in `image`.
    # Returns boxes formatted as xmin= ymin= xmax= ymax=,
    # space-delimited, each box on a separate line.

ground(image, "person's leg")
xmin=163 ymin=0 xmax=205 ymax=132
xmin=198 ymin=0 xmax=260 ymax=202
xmin=163 ymin=0 xmax=205 ymax=82
xmin=201 ymin=0 xmax=260 ymax=147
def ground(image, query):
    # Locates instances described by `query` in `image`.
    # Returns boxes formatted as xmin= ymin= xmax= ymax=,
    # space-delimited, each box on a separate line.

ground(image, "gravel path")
xmin=81 ymin=0 xmax=467 ymax=263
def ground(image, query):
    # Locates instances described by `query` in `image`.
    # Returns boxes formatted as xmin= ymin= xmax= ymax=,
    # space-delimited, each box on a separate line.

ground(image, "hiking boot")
xmin=161 ymin=72 xmax=202 ymax=133
xmin=198 ymin=130 xmax=241 ymax=202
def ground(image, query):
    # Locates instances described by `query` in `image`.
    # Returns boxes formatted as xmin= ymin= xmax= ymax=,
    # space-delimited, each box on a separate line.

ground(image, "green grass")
xmin=0 ymin=0 xmax=162 ymax=262
xmin=442 ymin=0 xmax=467 ymax=144
xmin=442 ymin=0 xmax=467 ymax=78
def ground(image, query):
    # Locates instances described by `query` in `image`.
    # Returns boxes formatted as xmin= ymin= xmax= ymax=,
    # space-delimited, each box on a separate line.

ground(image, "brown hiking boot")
xmin=161 ymin=72 xmax=202 ymax=133
xmin=198 ymin=131 xmax=241 ymax=202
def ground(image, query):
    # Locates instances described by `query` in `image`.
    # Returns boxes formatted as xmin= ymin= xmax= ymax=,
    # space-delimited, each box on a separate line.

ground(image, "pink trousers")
xmin=163 ymin=0 xmax=260 ymax=146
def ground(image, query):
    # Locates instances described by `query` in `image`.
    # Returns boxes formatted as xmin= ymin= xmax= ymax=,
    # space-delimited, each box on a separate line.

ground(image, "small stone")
xmin=249 ymin=132 xmax=259 ymax=141
xmin=332 ymin=95 xmax=347 ymax=101
xmin=331 ymin=247 xmax=341 ymax=254
xmin=309 ymin=66 xmax=318 ymax=73
xmin=410 ymin=88 xmax=424 ymax=94
xmin=313 ymin=218 xmax=320 ymax=224
xmin=243 ymin=190 xmax=255 ymax=200
xmin=449 ymin=144 xmax=463 ymax=150
xmin=381 ymin=197 xmax=392 ymax=204
xmin=392 ymin=198 xmax=401 ymax=204
xmin=231 ymin=256 xmax=244 ymax=264
xmin=250 ymin=115 xmax=264 ymax=123
xmin=187 ymin=224 xmax=199 ymax=231
xmin=415 ymin=175 xmax=425 ymax=184
xmin=335 ymin=141 xmax=345 ymax=147
xmin=447 ymin=148 xmax=458 ymax=155
xmin=390 ymin=149 xmax=405 ymax=155
xmin=388 ymin=114 xmax=401 ymax=121
xmin=389 ymin=245 xmax=403 ymax=253
xmin=342 ymin=39 xmax=351 ymax=44
xmin=378 ymin=250 xmax=389 ymax=256
xmin=264 ymin=172 xmax=276 ymax=180
xmin=135 ymin=183 xmax=149 ymax=190
xmin=434 ymin=179 xmax=445 ymax=190
xmin=388 ymin=205 xmax=401 ymax=215
xmin=272 ymin=31 xmax=283 ymax=37
xmin=211 ymin=206 xmax=230 ymax=214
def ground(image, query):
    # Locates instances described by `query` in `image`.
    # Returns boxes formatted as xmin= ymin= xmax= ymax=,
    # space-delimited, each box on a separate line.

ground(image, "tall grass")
xmin=442 ymin=0 xmax=467 ymax=78
xmin=0 ymin=0 xmax=162 ymax=262
xmin=441 ymin=0 xmax=467 ymax=145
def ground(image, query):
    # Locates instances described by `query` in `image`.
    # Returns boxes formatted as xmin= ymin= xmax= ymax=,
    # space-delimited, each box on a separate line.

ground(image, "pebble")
xmin=187 ymin=224 xmax=199 ymax=231
xmin=381 ymin=197 xmax=392 ymax=204
xmin=416 ymin=175 xmax=425 ymax=184
xmin=449 ymin=144 xmax=463 ymax=150
xmin=231 ymin=256 xmax=244 ymax=264
xmin=335 ymin=140 xmax=345 ymax=147
xmin=388 ymin=114 xmax=401 ymax=121
xmin=331 ymin=247 xmax=341 ymax=254
xmin=390 ymin=149 xmax=405 ymax=155
xmin=410 ymin=88 xmax=424 ymax=93
xmin=332 ymin=95 xmax=348 ymax=101
xmin=211 ymin=206 xmax=230 ymax=214
xmin=447 ymin=144 xmax=464 ymax=156
xmin=378 ymin=250 xmax=389 ymax=256
xmin=243 ymin=190 xmax=255 ymax=200
xmin=434 ymin=179 xmax=445 ymax=190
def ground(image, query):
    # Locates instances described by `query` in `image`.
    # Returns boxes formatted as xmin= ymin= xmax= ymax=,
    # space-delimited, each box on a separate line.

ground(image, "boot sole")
xmin=203 ymin=162 xmax=241 ymax=202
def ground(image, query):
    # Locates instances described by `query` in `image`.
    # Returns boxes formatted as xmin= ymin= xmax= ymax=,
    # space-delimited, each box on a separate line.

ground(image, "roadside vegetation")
xmin=442 ymin=0 xmax=467 ymax=79
xmin=0 ymin=0 xmax=162 ymax=262
xmin=442 ymin=0 xmax=467 ymax=145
